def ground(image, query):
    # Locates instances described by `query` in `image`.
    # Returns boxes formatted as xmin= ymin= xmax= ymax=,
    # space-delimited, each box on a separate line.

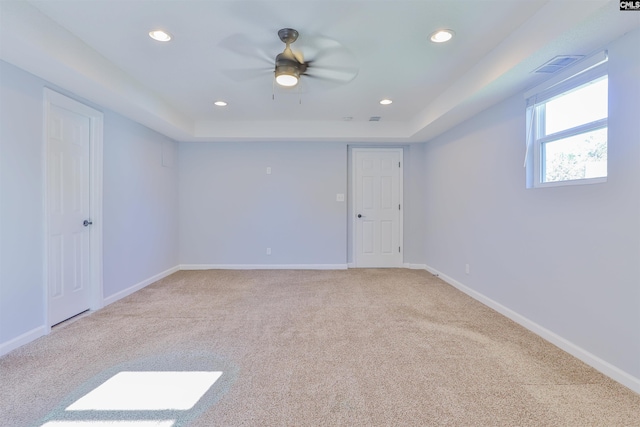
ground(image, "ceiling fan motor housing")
xmin=275 ymin=54 xmax=300 ymax=86
xmin=275 ymin=53 xmax=300 ymax=72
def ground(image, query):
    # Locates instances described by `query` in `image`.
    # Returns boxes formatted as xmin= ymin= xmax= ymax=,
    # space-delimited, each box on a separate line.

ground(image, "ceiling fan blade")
xmin=295 ymin=34 xmax=359 ymax=85
xmin=307 ymin=47 xmax=360 ymax=75
xmin=304 ymin=66 xmax=359 ymax=84
xmin=292 ymin=49 xmax=305 ymax=64
xmin=295 ymin=35 xmax=353 ymax=61
xmin=218 ymin=33 xmax=274 ymax=66
xmin=221 ymin=67 xmax=272 ymax=82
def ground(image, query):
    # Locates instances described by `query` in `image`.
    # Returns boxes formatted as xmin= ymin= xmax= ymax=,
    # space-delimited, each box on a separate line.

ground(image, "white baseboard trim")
xmin=1 ymin=266 xmax=181 ymax=356
xmin=0 ymin=325 xmax=47 ymax=357
xmin=180 ymin=264 xmax=349 ymax=271
xmin=103 ymin=265 xmax=180 ymax=307
xmin=424 ymin=265 xmax=640 ymax=394
xmin=404 ymin=263 xmax=428 ymax=270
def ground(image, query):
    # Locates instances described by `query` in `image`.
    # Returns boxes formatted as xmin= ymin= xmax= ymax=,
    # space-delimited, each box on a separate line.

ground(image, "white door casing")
xmin=44 ymin=89 xmax=103 ymax=327
xmin=352 ymin=148 xmax=403 ymax=268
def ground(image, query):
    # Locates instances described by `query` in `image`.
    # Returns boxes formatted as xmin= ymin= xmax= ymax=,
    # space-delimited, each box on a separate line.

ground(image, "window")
xmin=525 ymin=53 xmax=608 ymax=188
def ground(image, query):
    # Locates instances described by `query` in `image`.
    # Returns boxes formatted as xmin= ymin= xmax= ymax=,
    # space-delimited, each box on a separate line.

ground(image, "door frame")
xmin=350 ymin=147 xmax=404 ymax=268
xmin=43 ymin=88 xmax=104 ymax=330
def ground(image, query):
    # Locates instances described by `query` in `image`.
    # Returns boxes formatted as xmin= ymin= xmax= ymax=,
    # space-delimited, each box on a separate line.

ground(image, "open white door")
xmin=352 ymin=148 xmax=403 ymax=268
xmin=45 ymin=89 xmax=103 ymax=326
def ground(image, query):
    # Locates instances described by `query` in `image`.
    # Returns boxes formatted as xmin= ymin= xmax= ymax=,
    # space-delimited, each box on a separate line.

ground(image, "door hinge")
xmin=398 ymin=162 xmax=401 ymax=168
xmin=399 ymin=204 xmax=401 ymax=210
xmin=399 ymin=246 xmax=401 ymax=253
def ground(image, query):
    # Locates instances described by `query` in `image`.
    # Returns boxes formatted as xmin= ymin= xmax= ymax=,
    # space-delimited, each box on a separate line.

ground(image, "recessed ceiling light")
xmin=379 ymin=99 xmax=393 ymax=105
xmin=430 ymin=29 xmax=454 ymax=43
xmin=214 ymin=101 xmax=228 ymax=107
xmin=149 ymin=30 xmax=172 ymax=42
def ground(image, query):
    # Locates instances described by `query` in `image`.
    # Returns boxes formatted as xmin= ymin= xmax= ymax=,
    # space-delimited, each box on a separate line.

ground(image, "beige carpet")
xmin=1 ymin=269 xmax=639 ymax=426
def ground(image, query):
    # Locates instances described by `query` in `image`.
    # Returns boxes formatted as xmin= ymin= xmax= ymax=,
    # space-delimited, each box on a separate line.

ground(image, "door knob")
xmin=357 ymin=214 xmax=363 ymax=218
xmin=83 ymin=220 xmax=93 ymax=227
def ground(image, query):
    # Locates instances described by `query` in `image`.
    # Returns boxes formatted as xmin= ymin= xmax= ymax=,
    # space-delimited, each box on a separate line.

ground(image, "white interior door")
xmin=353 ymin=148 xmax=403 ymax=268
xmin=47 ymin=103 xmax=92 ymax=325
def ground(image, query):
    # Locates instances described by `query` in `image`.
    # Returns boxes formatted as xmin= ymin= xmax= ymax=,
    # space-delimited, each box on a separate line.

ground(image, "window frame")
xmin=525 ymin=57 xmax=608 ymax=188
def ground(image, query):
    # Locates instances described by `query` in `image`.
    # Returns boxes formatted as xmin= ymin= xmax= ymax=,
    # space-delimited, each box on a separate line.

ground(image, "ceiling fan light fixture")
xmin=148 ymin=30 xmax=172 ymax=42
xmin=275 ymin=73 xmax=299 ymax=87
xmin=430 ymin=29 xmax=454 ymax=43
xmin=275 ymin=64 xmax=300 ymax=87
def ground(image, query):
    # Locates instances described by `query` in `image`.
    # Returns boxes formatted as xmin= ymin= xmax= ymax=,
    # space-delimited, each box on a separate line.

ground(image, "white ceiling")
xmin=1 ymin=0 xmax=638 ymax=143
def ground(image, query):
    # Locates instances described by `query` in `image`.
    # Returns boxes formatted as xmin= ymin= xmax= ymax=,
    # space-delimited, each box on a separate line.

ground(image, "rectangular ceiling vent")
xmin=533 ymin=55 xmax=584 ymax=74
xmin=369 ymin=116 xmax=381 ymax=122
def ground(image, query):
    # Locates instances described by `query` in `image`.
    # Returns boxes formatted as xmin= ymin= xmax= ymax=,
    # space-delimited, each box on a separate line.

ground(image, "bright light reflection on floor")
xmin=41 ymin=422 xmax=175 ymax=426
xmin=66 ymin=371 xmax=222 ymax=411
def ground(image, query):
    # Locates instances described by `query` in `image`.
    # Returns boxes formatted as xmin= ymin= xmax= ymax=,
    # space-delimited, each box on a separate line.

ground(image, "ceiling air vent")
xmin=533 ymin=55 xmax=584 ymax=74
xmin=369 ymin=116 xmax=381 ymax=122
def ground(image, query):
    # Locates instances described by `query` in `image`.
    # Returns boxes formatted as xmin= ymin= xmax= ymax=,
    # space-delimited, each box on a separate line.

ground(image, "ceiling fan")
xmin=274 ymin=28 xmax=307 ymax=87
xmin=220 ymin=28 xmax=359 ymax=90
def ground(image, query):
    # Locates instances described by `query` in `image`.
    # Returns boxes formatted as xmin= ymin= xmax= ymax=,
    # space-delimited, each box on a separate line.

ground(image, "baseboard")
xmin=103 ymin=265 xmax=180 ymax=306
xmin=180 ymin=264 xmax=349 ymax=271
xmin=404 ymin=263 xmax=428 ymax=270
xmin=0 ymin=325 xmax=47 ymax=357
xmin=424 ymin=265 xmax=640 ymax=394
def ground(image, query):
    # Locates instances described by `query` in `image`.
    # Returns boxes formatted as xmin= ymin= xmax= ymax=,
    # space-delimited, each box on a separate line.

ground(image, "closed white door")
xmin=353 ymin=148 xmax=403 ymax=268
xmin=47 ymin=104 xmax=92 ymax=325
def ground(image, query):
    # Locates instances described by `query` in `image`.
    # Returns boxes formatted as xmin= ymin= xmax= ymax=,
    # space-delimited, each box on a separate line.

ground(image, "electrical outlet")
xmin=266 ymin=248 xmax=271 ymax=255
xmin=266 ymin=167 xmax=272 ymax=175
xmin=465 ymin=264 xmax=470 ymax=275
xmin=336 ymin=193 xmax=345 ymax=202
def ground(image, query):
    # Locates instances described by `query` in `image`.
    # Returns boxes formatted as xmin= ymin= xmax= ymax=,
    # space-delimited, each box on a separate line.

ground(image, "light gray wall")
xmin=0 ymin=60 xmax=46 ymax=344
xmin=103 ymin=112 xmax=179 ymax=297
xmin=179 ymin=142 xmax=348 ymax=266
xmin=420 ymin=29 xmax=640 ymax=380
xmin=0 ymin=60 xmax=180 ymax=350
xmin=403 ymin=143 xmax=427 ymax=265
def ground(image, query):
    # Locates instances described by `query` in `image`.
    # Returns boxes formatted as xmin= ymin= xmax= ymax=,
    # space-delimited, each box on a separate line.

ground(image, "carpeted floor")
xmin=1 ymin=269 xmax=639 ymax=426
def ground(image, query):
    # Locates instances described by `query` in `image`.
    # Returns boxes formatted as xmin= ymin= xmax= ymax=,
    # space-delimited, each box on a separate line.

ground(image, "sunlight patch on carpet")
xmin=37 ymin=351 xmax=237 ymax=427
xmin=67 ymin=371 xmax=222 ymax=411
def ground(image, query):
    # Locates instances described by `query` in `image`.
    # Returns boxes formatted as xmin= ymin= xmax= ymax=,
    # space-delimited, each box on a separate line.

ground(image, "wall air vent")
xmin=369 ymin=116 xmax=381 ymax=122
xmin=533 ymin=55 xmax=584 ymax=74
